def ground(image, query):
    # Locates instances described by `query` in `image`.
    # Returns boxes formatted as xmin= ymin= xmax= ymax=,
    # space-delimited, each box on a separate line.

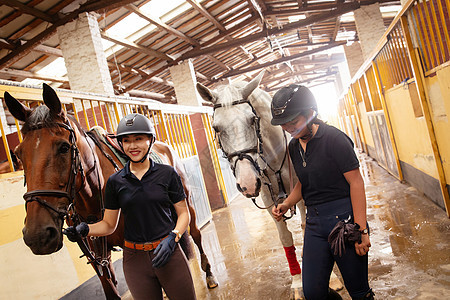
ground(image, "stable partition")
xmin=338 ymin=0 xmax=450 ymax=216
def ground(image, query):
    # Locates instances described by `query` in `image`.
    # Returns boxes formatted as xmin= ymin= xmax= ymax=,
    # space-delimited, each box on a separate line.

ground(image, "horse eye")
xmin=212 ymin=125 xmax=220 ymax=133
xmin=59 ymin=143 xmax=71 ymax=154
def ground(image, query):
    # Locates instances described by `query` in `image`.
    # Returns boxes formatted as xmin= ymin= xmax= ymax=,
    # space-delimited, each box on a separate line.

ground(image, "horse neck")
xmin=250 ymin=90 xmax=287 ymax=168
xmin=72 ymin=125 xmax=105 ymax=213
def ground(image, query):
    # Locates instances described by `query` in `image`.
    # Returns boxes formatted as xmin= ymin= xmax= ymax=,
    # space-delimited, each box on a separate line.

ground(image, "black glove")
xmin=152 ymin=232 xmax=177 ymax=268
xmin=63 ymin=222 xmax=89 ymax=242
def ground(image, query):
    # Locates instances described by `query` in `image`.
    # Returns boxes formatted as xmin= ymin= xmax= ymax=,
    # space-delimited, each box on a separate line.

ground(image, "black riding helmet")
xmin=116 ymin=113 xmax=156 ymax=163
xmin=271 ymin=84 xmax=317 ymax=126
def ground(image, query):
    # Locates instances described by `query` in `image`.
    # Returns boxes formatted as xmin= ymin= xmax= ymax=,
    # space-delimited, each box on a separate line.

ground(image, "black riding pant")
xmin=123 ymin=244 xmax=196 ymax=300
xmin=302 ymin=197 xmax=371 ymax=299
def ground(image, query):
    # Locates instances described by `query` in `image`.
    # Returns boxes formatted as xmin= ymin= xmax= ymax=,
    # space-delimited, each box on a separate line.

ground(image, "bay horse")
xmin=4 ymin=84 xmax=217 ymax=299
xmin=197 ymin=71 xmax=342 ymax=299
xmin=0 ymin=149 xmax=22 ymax=174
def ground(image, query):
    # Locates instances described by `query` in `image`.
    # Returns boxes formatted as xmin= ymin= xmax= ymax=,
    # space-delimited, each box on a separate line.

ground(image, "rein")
xmin=214 ymin=99 xmax=295 ymax=220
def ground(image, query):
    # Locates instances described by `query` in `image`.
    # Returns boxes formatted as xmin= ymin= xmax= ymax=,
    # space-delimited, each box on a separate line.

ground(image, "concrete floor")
xmin=122 ymin=152 xmax=450 ymax=300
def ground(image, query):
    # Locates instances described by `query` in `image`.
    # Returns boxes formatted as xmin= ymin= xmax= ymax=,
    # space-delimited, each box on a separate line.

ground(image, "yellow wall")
xmin=384 ymin=84 xmax=438 ymax=178
xmin=0 ymin=174 xmax=123 ymax=299
xmin=357 ymin=101 xmax=375 ymax=150
xmin=428 ymin=66 xmax=450 ymax=181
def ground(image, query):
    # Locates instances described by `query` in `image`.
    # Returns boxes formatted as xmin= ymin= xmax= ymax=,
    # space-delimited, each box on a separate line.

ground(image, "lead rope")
xmin=85 ymin=132 xmax=112 ymax=279
xmin=286 ymin=133 xmax=296 ymax=219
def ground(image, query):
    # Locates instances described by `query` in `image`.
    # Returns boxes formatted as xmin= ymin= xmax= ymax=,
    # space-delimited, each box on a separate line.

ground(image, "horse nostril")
xmin=236 ymin=184 xmax=245 ymax=192
xmin=45 ymin=226 xmax=58 ymax=242
xmin=256 ymin=178 xmax=261 ymax=191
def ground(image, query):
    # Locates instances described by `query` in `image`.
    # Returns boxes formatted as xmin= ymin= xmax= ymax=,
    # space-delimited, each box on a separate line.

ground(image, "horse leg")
xmin=93 ymin=259 xmax=120 ymax=300
xmin=188 ymin=204 xmax=218 ymax=289
xmin=296 ymin=199 xmax=306 ymax=230
xmin=265 ymin=198 xmax=304 ymax=299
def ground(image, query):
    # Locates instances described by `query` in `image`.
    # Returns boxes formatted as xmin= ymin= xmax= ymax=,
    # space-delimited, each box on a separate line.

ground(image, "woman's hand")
xmin=272 ymin=182 xmax=303 ymax=222
xmin=272 ymin=202 xmax=290 ymax=222
xmin=355 ymin=233 xmax=371 ymax=256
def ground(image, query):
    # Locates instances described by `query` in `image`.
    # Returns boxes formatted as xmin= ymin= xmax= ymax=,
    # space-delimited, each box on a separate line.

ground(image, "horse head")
xmin=4 ymin=84 xmax=87 ymax=255
xmin=197 ymin=72 xmax=267 ymax=198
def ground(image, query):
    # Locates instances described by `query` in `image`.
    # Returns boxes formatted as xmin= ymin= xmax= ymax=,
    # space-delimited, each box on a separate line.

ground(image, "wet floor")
xmin=123 ymin=153 xmax=450 ymax=299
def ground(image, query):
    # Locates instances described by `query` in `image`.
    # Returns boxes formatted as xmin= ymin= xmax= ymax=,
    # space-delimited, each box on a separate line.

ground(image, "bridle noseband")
xmin=23 ymin=121 xmax=84 ymax=220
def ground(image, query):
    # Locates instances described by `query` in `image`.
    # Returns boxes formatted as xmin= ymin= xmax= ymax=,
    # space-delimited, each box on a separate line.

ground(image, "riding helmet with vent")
xmin=271 ymin=84 xmax=317 ymax=126
xmin=116 ymin=113 xmax=156 ymax=140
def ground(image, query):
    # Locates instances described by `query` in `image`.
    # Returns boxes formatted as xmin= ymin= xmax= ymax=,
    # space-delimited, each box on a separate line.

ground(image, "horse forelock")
xmin=22 ymin=106 xmax=63 ymax=134
xmin=215 ymin=82 xmax=246 ymax=106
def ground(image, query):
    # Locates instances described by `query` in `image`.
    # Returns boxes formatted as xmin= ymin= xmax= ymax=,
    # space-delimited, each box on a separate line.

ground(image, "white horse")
xmin=197 ymin=72 xmax=306 ymax=298
xmin=197 ymin=72 xmax=342 ymax=299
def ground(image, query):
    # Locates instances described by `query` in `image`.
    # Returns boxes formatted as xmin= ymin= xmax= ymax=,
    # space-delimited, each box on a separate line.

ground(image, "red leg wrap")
xmin=284 ymin=246 xmax=301 ymax=276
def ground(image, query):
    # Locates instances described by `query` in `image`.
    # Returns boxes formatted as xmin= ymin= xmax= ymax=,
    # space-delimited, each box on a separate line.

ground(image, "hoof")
xmin=290 ymin=274 xmax=304 ymax=300
xmin=206 ymin=274 xmax=218 ymax=289
xmin=289 ymin=287 xmax=305 ymax=300
xmin=329 ymin=271 xmax=344 ymax=291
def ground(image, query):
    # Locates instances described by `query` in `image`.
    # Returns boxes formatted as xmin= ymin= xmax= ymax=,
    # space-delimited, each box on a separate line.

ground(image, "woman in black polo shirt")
xmin=65 ymin=113 xmax=196 ymax=300
xmin=271 ymin=85 xmax=374 ymax=300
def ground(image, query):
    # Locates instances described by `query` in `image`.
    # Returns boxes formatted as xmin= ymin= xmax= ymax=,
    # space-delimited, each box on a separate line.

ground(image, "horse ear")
xmin=242 ymin=70 xmax=265 ymax=100
xmin=196 ymin=83 xmax=218 ymax=104
xmin=4 ymin=91 xmax=31 ymax=122
xmin=42 ymin=83 xmax=62 ymax=116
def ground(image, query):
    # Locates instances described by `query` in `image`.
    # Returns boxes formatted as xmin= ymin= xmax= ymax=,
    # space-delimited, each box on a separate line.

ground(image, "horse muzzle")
xmin=22 ymin=216 xmax=63 ymax=255
xmin=236 ymin=177 xmax=261 ymax=198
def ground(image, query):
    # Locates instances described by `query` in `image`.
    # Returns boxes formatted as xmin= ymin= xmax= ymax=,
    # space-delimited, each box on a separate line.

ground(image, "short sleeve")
xmin=104 ymin=176 xmax=121 ymax=210
xmin=330 ymin=131 xmax=359 ymax=174
xmin=168 ymin=170 xmax=186 ymax=204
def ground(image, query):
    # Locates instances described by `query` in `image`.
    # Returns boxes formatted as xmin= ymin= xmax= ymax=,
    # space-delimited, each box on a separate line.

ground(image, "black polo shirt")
xmin=104 ymin=159 xmax=186 ymax=243
xmin=288 ymin=123 xmax=359 ymax=206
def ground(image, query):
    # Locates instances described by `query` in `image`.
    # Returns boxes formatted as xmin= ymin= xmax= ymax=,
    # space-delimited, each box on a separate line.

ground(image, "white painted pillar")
xmin=169 ymin=60 xmax=203 ymax=107
xmin=344 ymin=42 xmax=365 ymax=78
xmin=354 ymin=3 xmax=386 ymax=60
xmin=169 ymin=60 xmax=225 ymax=209
xmin=57 ymin=12 xmax=114 ymax=95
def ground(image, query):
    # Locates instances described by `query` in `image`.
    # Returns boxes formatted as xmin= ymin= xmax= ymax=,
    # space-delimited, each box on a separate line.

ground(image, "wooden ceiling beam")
xmin=107 ymin=61 xmax=174 ymax=87
xmin=186 ymin=0 xmax=253 ymax=61
xmin=247 ymin=0 xmax=265 ymax=24
xmin=1 ymin=0 xmax=57 ymax=23
xmin=0 ymin=67 xmax=68 ymax=83
xmin=266 ymin=71 xmax=338 ymax=92
xmin=181 ymin=1 xmax=375 ymax=60
xmin=126 ymin=4 xmax=199 ymax=46
xmin=332 ymin=0 xmax=345 ymax=41
xmin=0 ymin=0 xmax=140 ymax=69
xmin=265 ymin=0 xmax=398 ymax=16
xmin=218 ymin=41 xmax=346 ymax=79
xmin=122 ymin=65 xmax=168 ymax=92
xmin=200 ymin=15 xmax=258 ymax=48
xmin=186 ymin=0 xmax=226 ymax=31
xmin=101 ymin=31 xmax=174 ymax=61
xmin=262 ymin=60 xmax=344 ymax=85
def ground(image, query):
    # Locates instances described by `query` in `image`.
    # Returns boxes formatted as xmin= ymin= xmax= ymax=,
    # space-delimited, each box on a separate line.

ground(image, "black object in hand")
xmin=63 ymin=222 xmax=89 ymax=242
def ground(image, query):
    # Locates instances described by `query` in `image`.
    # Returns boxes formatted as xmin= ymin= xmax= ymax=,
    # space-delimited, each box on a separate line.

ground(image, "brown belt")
xmin=124 ymin=236 xmax=168 ymax=251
